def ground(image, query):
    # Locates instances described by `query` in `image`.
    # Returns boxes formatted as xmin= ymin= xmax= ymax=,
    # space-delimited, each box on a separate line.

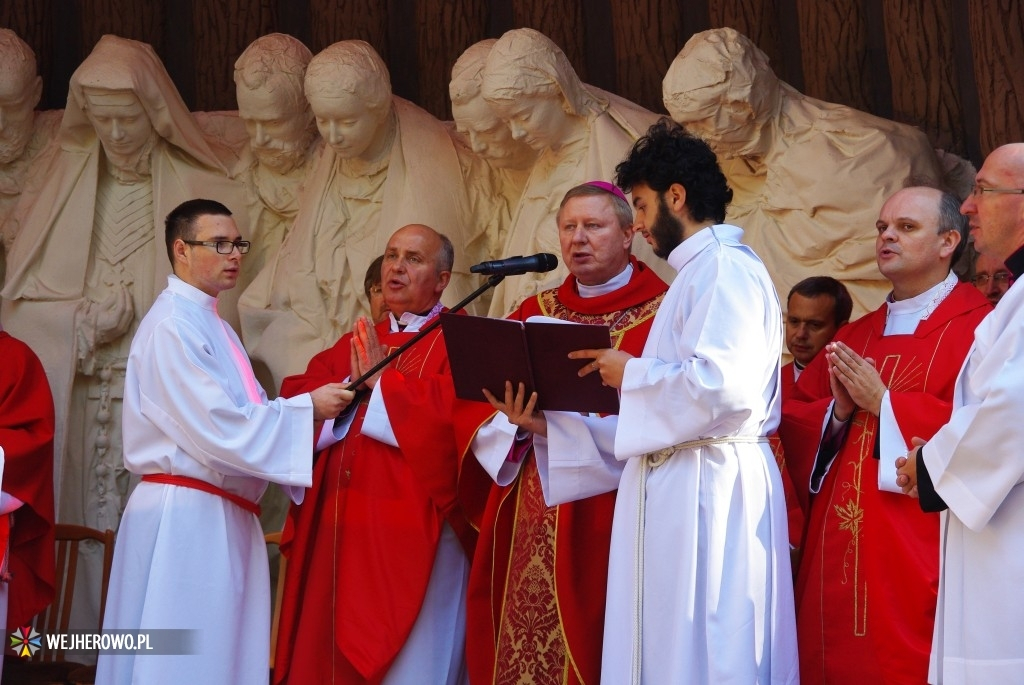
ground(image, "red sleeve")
xmin=0 ymin=334 xmax=56 ymax=628
xmin=280 ymin=333 xmax=354 ymax=398
xmin=778 ymin=349 xmax=833 ymax=513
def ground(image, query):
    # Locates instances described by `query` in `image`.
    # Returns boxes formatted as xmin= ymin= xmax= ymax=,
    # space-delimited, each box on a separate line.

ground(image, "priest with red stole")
xmin=0 ymin=325 xmax=55 ymax=637
xmin=779 ymin=187 xmax=990 ymax=684
xmin=456 ymin=182 xmax=667 ymax=684
xmin=274 ymin=224 xmax=485 ymax=685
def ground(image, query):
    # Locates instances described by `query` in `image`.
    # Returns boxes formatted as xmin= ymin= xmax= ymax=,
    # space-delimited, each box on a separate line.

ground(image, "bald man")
xmin=274 ymin=224 xmax=476 ymax=684
xmin=898 ymin=143 xmax=1024 ymax=683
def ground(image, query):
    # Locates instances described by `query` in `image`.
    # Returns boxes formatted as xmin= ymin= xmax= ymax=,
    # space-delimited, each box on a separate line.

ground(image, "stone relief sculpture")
xmin=480 ymin=28 xmax=675 ymax=317
xmin=0 ymin=34 xmax=247 ymax=628
xmin=663 ymin=27 xmax=944 ymax=316
xmin=449 ymin=39 xmax=536 ymax=273
xmin=233 ymin=33 xmax=321 ymax=288
xmin=0 ymin=28 xmax=60 ymax=286
xmin=239 ymin=39 xmax=478 ymax=388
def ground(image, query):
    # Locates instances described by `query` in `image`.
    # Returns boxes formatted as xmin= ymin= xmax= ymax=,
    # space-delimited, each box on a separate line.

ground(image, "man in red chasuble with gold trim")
xmin=274 ymin=224 xmax=485 ymax=684
xmin=456 ymin=182 xmax=667 ymax=684
xmin=779 ymin=187 xmax=991 ymax=684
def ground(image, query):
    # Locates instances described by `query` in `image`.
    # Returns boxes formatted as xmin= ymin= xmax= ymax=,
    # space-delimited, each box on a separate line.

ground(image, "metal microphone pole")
xmin=345 ymin=273 xmax=504 ymax=391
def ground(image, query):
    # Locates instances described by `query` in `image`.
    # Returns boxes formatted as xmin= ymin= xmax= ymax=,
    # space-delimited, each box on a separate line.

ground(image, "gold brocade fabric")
xmin=494 ymin=457 xmax=567 ymax=685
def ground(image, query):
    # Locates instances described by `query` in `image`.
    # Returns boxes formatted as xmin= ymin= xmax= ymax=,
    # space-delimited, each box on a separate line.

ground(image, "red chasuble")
xmin=273 ymin=314 xmax=481 ymax=684
xmin=0 ymin=332 xmax=56 ymax=628
xmin=460 ymin=258 xmax=667 ymax=685
xmin=779 ymin=283 xmax=990 ymax=685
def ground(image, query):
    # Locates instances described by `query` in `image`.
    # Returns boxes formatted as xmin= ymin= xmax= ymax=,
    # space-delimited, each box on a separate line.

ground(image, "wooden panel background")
xmin=3 ymin=0 xmax=1022 ymax=164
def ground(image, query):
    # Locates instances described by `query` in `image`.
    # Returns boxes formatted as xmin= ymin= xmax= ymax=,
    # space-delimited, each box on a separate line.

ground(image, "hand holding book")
xmin=441 ymin=313 xmax=620 ymax=414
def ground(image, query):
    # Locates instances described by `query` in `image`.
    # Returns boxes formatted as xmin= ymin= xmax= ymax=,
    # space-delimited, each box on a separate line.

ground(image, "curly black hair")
xmin=614 ymin=118 xmax=733 ymax=225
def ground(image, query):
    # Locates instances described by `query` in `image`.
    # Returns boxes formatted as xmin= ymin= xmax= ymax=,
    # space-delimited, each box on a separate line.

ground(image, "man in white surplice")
xmin=95 ymin=199 xmax=352 ymax=685
xmin=506 ymin=120 xmax=799 ymax=684
xmin=897 ymin=143 xmax=1024 ymax=684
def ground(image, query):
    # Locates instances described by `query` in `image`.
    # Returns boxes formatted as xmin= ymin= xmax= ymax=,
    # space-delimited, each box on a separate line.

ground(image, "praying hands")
xmin=826 ymin=341 xmax=886 ymax=420
xmin=349 ymin=316 xmax=388 ymax=389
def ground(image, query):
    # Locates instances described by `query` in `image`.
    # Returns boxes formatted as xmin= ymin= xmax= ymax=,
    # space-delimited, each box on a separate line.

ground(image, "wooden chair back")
xmin=264 ymin=531 xmax=287 ymax=672
xmin=31 ymin=524 xmax=115 ymax=663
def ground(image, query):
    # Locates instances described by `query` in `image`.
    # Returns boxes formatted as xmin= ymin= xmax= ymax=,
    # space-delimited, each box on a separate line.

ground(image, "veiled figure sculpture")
xmin=239 ymin=40 xmax=479 ymax=389
xmin=480 ymin=28 xmax=674 ymax=317
xmin=663 ymin=27 xmax=945 ymax=316
xmin=0 ymin=34 xmax=247 ymax=634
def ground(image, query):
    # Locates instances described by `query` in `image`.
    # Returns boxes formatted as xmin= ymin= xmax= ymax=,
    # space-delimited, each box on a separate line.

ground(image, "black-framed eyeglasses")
xmin=972 ymin=271 xmax=1013 ymax=287
xmin=183 ymin=239 xmax=251 ymax=254
xmin=971 ymin=184 xmax=1024 ymax=197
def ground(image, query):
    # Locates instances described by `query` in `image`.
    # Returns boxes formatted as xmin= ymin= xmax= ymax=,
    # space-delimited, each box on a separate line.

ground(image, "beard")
xmin=251 ymin=134 xmax=314 ymax=175
xmin=650 ymin=196 xmax=686 ymax=259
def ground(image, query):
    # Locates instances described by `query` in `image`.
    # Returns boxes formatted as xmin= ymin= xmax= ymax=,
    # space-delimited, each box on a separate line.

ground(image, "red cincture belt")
xmin=141 ymin=474 xmax=261 ymax=517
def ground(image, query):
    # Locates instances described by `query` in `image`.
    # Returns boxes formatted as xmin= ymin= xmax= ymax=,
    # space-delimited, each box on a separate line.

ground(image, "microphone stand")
xmin=345 ymin=274 xmax=504 ymax=391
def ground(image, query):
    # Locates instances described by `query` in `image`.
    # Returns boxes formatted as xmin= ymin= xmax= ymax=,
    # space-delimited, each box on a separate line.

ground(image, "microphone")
xmin=470 ymin=253 xmax=559 ymax=276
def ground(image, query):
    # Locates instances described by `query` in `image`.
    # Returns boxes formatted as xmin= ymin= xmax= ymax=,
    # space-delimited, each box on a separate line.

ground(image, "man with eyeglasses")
xmin=897 ymin=143 xmax=1024 ymax=683
xmin=96 ymin=199 xmax=353 ymax=685
xmin=971 ymin=250 xmax=1014 ymax=305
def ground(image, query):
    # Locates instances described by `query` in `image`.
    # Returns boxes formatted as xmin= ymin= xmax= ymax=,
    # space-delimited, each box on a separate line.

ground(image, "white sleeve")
xmin=876 ymin=390 xmax=905 ymax=492
xmin=470 ymin=413 xmax=523 ymax=485
xmin=128 ymin=318 xmax=315 ymax=489
xmin=536 ymin=412 xmax=624 ymax=505
xmin=359 ymin=384 xmax=398 ymax=447
xmin=615 ymin=249 xmax=780 ymax=460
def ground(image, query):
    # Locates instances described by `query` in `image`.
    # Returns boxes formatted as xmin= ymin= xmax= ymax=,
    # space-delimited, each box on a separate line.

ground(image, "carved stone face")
xmin=236 ymin=83 xmax=315 ymax=174
xmin=452 ymin=94 xmax=534 ymax=170
xmin=671 ymin=98 xmax=760 ymax=156
xmin=306 ymin=87 xmax=388 ymax=161
xmin=0 ymin=69 xmax=39 ymax=164
xmin=82 ymin=89 xmax=156 ymax=171
xmin=488 ymin=92 xmax=573 ymax=153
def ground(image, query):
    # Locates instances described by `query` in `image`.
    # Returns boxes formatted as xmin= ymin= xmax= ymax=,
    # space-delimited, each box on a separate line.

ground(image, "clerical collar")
xmin=1004 ymin=243 xmax=1024 ymax=282
xmin=390 ymin=300 xmax=444 ymax=333
xmin=792 ymin=361 xmax=804 ymax=381
xmin=884 ymin=271 xmax=957 ymax=335
xmin=576 ymin=263 xmax=633 ymax=298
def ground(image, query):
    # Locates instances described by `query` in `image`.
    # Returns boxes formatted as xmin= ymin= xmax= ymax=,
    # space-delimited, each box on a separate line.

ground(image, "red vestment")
xmin=780 ymin=283 xmax=990 ymax=684
xmin=460 ymin=258 xmax=667 ymax=685
xmin=0 ymin=331 xmax=55 ymax=628
xmin=273 ymin=315 xmax=483 ymax=684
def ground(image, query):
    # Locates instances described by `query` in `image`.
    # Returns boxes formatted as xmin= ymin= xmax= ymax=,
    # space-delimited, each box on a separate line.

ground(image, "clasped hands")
xmin=829 ymin=341 xmax=922 ymax=497
xmin=481 ymin=347 xmax=633 ymax=438
xmin=826 ymin=341 xmax=885 ymax=421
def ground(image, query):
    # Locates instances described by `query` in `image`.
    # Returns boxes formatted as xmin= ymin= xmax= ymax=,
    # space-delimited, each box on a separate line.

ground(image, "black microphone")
xmin=470 ymin=253 xmax=559 ymax=276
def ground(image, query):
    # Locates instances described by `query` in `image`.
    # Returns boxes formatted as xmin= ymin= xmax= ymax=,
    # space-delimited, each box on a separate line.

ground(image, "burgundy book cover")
xmin=441 ymin=313 xmax=619 ymax=414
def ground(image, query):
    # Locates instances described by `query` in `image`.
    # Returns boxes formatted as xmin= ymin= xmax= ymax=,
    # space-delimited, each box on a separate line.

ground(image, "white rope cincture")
xmin=630 ymin=435 xmax=769 ymax=685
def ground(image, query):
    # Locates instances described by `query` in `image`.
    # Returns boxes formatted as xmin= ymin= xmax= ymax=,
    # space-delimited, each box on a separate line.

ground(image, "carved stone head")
xmin=662 ymin=27 xmax=781 ymax=158
xmin=449 ymin=39 xmax=534 ymax=170
xmin=0 ymin=29 xmax=43 ymax=164
xmin=481 ymin=28 xmax=600 ymax=153
xmin=304 ymin=40 xmax=393 ymax=162
xmin=234 ymin=33 xmax=317 ymax=174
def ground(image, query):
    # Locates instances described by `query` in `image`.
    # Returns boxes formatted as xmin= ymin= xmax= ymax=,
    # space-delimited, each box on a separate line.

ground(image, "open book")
xmin=440 ymin=313 xmax=619 ymax=414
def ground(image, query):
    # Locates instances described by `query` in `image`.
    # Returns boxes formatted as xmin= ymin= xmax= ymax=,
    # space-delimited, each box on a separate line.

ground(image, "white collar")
xmin=389 ymin=300 xmax=444 ymax=333
xmin=576 ymin=263 xmax=633 ymax=298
